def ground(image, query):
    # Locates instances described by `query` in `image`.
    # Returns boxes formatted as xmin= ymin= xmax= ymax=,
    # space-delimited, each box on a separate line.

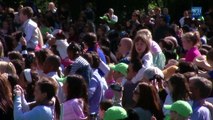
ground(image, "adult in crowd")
xmin=189 ymin=77 xmax=212 ymax=120
xmin=117 ymin=37 xmax=133 ymax=64
xmin=13 ymin=77 xmax=60 ymax=120
xmin=17 ymin=6 xmax=42 ymax=51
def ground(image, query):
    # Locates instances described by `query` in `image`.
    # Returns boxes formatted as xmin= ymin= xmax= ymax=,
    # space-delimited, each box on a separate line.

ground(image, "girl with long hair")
xmin=61 ymin=74 xmax=88 ymax=120
xmin=130 ymin=33 xmax=153 ymax=84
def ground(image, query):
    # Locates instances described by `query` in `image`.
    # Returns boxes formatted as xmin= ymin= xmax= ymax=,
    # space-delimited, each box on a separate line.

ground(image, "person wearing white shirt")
xmin=18 ymin=7 xmax=41 ymax=50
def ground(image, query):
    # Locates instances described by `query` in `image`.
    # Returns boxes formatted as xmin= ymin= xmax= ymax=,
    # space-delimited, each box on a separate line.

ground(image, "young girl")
xmin=13 ymin=77 xmax=60 ymax=120
xmin=181 ymin=31 xmax=201 ymax=62
xmin=61 ymin=74 xmax=88 ymax=120
xmin=137 ymin=29 xmax=166 ymax=69
xmin=130 ymin=33 xmax=153 ymax=83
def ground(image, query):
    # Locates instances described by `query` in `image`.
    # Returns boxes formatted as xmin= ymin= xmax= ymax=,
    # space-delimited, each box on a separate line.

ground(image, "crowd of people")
xmin=0 ymin=1 xmax=213 ymax=120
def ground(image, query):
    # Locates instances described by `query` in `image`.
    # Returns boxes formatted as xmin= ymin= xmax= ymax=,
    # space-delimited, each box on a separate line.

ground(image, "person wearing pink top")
xmin=61 ymin=75 xmax=88 ymax=120
xmin=181 ymin=31 xmax=201 ymax=62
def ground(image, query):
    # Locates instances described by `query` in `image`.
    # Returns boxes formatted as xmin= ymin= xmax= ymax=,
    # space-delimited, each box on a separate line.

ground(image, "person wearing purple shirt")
xmin=189 ymin=77 xmax=212 ymax=120
xmin=84 ymin=52 xmax=106 ymax=117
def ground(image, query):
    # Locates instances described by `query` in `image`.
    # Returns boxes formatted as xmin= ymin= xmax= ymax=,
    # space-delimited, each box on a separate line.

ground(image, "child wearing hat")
xmin=109 ymin=63 xmax=128 ymax=85
xmin=164 ymin=100 xmax=192 ymax=120
xmin=103 ymin=106 xmax=127 ymax=120
xmin=104 ymin=63 xmax=128 ymax=104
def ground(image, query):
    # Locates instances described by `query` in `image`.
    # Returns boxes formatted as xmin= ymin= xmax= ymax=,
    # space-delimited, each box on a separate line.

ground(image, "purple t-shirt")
xmin=185 ymin=47 xmax=201 ymax=62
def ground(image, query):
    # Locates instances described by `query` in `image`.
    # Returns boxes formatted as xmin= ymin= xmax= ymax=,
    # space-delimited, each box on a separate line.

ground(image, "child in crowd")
xmin=181 ymin=31 xmax=201 ymax=62
xmin=67 ymin=42 xmax=92 ymax=84
xmin=130 ymin=33 xmax=153 ymax=84
xmin=103 ymin=106 xmax=127 ymax=120
xmin=137 ymin=29 xmax=166 ymax=69
xmin=164 ymin=100 xmax=192 ymax=120
xmin=61 ymin=75 xmax=88 ymax=120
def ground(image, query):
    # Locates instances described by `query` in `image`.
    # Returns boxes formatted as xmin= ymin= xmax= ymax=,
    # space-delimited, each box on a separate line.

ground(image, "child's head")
xmin=109 ymin=63 xmax=128 ymax=80
xmin=181 ymin=31 xmax=200 ymax=50
xmin=103 ymin=106 xmax=127 ymax=120
xmin=164 ymin=100 xmax=192 ymax=120
xmin=67 ymin=42 xmax=82 ymax=60
xmin=131 ymin=33 xmax=151 ymax=62
xmin=63 ymin=74 xmax=88 ymax=101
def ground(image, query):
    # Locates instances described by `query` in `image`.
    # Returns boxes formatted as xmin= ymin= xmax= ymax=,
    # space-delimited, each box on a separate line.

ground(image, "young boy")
xmin=164 ymin=100 xmax=192 ymax=120
xmin=109 ymin=62 xmax=128 ymax=86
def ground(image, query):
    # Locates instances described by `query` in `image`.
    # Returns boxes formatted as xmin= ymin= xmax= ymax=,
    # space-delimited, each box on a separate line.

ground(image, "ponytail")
xmin=182 ymin=31 xmax=200 ymax=46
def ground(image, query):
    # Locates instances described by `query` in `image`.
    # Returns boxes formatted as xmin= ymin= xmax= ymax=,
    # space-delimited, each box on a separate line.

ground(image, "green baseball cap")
xmin=104 ymin=106 xmax=127 ymax=120
xmin=164 ymin=100 xmax=192 ymax=118
xmin=109 ymin=63 xmax=128 ymax=76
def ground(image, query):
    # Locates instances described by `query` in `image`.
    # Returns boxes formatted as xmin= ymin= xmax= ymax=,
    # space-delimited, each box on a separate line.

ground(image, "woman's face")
xmin=133 ymin=86 xmax=140 ymax=102
xmin=34 ymin=85 xmax=46 ymax=103
xmin=135 ymin=40 xmax=146 ymax=56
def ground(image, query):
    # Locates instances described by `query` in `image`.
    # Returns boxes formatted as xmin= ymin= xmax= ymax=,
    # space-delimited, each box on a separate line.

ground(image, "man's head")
xmin=19 ymin=7 xmax=33 ymax=23
xmin=189 ymin=77 xmax=212 ymax=100
xmin=118 ymin=37 xmax=133 ymax=56
xmin=48 ymin=2 xmax=56 ymax=11
xmin=108 ymin=8 xmax=114 ymax=15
